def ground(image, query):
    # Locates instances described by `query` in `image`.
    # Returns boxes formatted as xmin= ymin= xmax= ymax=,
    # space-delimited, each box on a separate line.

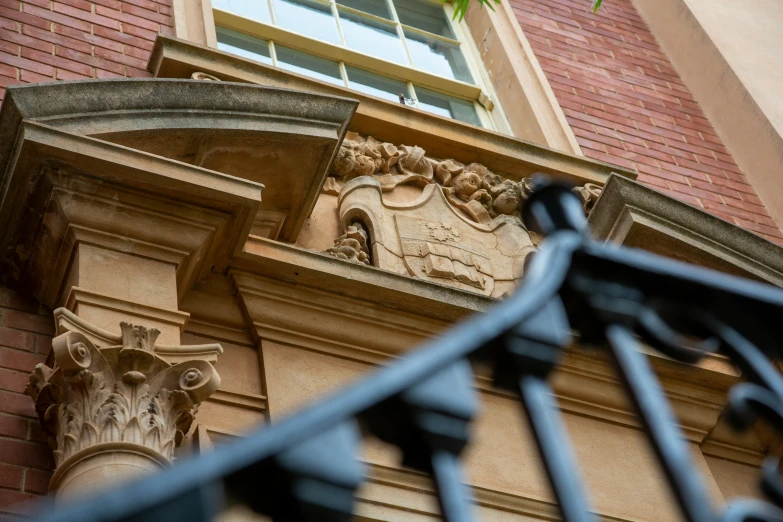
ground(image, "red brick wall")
xmin=0 ymin=287 xmax=54 ymax=519
xmin=510 ymin=0 xmax=783 ymax=245
xmin=0 ymin=2 xmax=171 ymax=518
xmin=0 ymin=3 xmax=172 ymax=517
xmin=0 ymin=0 xmax=173 ymax=104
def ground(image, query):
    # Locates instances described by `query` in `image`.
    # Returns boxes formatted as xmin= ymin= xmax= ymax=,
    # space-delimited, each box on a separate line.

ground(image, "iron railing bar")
xmin=430 ymin=450 xmax=475 ymax=522
xmin=704 ymin=318 xmax=783 ymax=399
xmin=33 ymin=232 xmax=581 ymax=522
xmin=518 ymin=375 xmax=597 ymax=522
xmin=605 ymin=324 xmax=716 ymax=522
xmin=576 ymin=242 xmax=783 ymax=314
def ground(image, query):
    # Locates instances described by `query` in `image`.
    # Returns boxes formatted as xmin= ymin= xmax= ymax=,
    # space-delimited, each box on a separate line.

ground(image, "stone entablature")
xmin=26 ymin=309 xmax=222 ymax=496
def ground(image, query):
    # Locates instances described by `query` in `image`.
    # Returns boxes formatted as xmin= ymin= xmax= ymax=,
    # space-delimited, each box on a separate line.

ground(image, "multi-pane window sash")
xmin=212 ymin=0 xmax=493 ymax=128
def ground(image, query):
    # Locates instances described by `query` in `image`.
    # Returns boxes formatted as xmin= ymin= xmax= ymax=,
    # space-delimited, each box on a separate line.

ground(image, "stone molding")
xmin=590 ymin=174 xmax=783 ymax=286
xmin=54 ymin=308 xmax=223 ymax=366
xmin=232 ymin=270 xmax=443 ymax=358
xmin=0 ymin=122 xmax=261 ymax=311
xmin=229 ymin=267 xmax=744 ymax=450
xmin=172 ymin=0 xmax=216 ymax=48
xmin=26 ymin=310 xmax=223 ymax=495
xmin=236 ymin=238 xmax=493 ymax=323
xmin=64 ymin=288 xmax=191 ymax=336
xmin=209 ymin=389 xmax=267 ymax=414
xmin=0 ymin=80 xmax=356 ymax=275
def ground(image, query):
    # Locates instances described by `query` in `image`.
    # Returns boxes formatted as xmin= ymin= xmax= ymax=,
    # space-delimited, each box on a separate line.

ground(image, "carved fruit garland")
xmin=26 ymin=322 xmax=221 ymax=467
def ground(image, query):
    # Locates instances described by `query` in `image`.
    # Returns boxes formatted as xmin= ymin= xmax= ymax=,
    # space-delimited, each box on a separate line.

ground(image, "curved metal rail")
xmin=32 ymin=180 xmax=783 ymax=522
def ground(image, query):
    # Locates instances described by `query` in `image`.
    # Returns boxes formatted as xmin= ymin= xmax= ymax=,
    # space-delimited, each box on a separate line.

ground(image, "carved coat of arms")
xmin=337 ymin=177 xmax=536 ymax=298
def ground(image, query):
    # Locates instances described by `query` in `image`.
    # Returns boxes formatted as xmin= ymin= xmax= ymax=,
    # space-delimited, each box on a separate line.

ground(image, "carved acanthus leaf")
xmin=26 ymin=320 xmax=222 ymax=467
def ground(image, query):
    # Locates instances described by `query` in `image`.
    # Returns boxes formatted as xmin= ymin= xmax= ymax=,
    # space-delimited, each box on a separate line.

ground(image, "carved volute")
xmin=25 ymin=309 xmax=222 ymax=497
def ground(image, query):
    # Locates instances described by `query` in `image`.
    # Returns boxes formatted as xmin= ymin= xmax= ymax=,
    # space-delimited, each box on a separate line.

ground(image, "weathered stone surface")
xmin=335 ymin=176 xmax=535 ymax=298
xmin=327 ymin=133 xmax=600 ymax=227
xmin=0 ymin=79 xmax=357 ymax=243
xmin=26 ymin=309 xmax=222 ymax=497
xmin=590 ymin=174 xmax=783 ymax=287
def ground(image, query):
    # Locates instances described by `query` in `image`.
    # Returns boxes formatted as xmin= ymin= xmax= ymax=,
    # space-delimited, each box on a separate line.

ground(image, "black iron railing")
xmin=32 ymin=180 xmax=783 ymax=522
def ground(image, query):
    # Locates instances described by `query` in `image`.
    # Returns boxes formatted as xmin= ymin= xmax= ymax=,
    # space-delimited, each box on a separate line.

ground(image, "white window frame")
xmin=212 ymin=0 xmax=509 ymax=131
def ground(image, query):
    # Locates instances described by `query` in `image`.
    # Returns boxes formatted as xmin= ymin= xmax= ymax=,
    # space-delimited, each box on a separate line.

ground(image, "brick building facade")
xmin=0 ymin=0 xmax=781 ymax=519
xmin=0 ymin=0 xmax=172 ymax=100
xmin=511 ymin=0 xmax=782 ymax=243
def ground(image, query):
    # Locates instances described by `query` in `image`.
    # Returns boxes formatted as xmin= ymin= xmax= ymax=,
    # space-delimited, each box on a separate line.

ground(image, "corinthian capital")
xmin=25 ymin=311 xmax=222 ymax=495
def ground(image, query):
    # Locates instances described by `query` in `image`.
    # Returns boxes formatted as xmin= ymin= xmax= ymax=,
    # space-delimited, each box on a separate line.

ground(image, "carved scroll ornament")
xmin=327 ymin=134 xmax=601 ymax=225
xmin=26 ymin=314 xmax=222 ymax=492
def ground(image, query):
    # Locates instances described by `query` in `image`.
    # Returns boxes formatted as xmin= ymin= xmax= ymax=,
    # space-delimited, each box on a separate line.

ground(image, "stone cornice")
xmin=590 ymin=174 xmax=783 ymax=286
xmin=0 ymin=122 xmax=262 ymax=305
xmin=362 ymin=463 xmax=634 ymax=522
xmin=64 ymin=287 xmax=191 ymax=334
xmin=234 ymin=237 xmax=493 ymax=323
xmin=232 ymin=269 xmax=444 ymax=357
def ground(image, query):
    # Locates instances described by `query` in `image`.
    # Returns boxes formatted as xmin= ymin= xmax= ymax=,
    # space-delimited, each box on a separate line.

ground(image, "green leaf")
xmin=450 ymin=0 xmax=500 ymax=20
xmin=591 ymin=0 xmax=602 ymax=13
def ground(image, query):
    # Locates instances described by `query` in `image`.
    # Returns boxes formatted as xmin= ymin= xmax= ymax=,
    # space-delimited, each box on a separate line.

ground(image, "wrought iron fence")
xmin=31 ymin=180 xmax=783 ymax=522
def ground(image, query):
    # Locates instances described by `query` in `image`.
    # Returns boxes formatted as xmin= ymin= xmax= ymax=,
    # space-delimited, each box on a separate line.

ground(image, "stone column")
xmin=25 ymin=310 xmax=222 ymax=498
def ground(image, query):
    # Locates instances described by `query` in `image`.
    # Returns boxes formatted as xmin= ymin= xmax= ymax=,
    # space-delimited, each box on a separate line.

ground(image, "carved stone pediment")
xmin=337 ymin=177 xmax=535 ymax=298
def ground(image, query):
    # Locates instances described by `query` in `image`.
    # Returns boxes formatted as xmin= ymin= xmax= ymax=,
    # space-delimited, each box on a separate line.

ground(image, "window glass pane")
xmin=216 ymin=26 xmax=272 ymax=64
xmin=337 ymin=0 xmax=391 ymax=19
xmin=275 ymin=45 xmax=344 ymax=86
xmin=273 ymin=0 xmax=340 ymax=44
xmin=346 ymin=66 xmax=408 ymax=103
xmin=339 ymin=10 xmax=407 ymax=64
xmin=414 ymin=86 xmax=481 ymax=126
xmin=404 ymin=30 xmax=472 ymax=83
xmin=394 ymin=0 xmax=454 ymax=38
xmin=212 ymin=0 xmax=272 ymax=23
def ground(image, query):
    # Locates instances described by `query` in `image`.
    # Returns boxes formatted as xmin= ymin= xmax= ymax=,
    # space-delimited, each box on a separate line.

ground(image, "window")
xmin=212 ymin=0 xmax=504 ymax=129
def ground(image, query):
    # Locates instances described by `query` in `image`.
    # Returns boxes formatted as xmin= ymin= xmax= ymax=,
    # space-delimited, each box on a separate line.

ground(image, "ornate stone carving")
xmin=26 ymin=311 xmax=222 ymax=495
xmin=335 ymin=177 xmax=535 ymax=298
xmin=573 ymin=182 xmax=603 ymax=213
xmin=324 ymin=222 xmax=371 ymax=265
xmin=328 ymin=133 xmax=602 ymax=225
xmin=321 ymin=134 xmax=603 ymax=295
